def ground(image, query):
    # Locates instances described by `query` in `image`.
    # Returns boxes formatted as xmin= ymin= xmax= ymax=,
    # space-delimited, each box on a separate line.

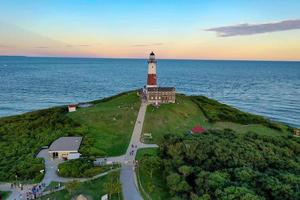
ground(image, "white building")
xmin=49 ymin=137 xmax=82 ymax=160
xmin=68 ymin=105 xmax=77 ymax=112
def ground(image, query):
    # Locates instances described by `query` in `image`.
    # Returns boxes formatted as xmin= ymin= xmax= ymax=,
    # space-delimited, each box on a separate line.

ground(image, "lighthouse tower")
xmin=147 ymin=51 xmax=157 ymax=88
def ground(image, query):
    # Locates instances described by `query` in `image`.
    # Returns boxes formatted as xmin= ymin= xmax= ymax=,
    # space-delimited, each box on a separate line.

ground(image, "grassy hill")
xmin=0 ymin=91 xmax=139 ymax=182
xmin=67 ymin=91 xmax=140 ymax=157
xmin=139 ymin=94 xmax=299 ymax=200
xmin=0 ymin=91 xmax=294 ymax=183
xmin=142 ymin=94 xmax=291 ymax=143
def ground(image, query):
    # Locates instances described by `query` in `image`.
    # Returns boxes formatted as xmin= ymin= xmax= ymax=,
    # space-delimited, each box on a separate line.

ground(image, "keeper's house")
xmin=147 ymin=87 xmax=176 ymax=104
xmin=48 ymin=136 xmax=82 ymax=160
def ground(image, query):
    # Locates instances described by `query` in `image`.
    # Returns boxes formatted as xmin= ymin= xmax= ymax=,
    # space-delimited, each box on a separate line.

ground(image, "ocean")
xmin=0 ymin=56 xmax=299 ymax=127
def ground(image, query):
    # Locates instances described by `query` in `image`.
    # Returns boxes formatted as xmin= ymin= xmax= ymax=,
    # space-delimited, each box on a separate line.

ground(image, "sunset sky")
xmin=1 ymin=0 xmax=300 ymax=60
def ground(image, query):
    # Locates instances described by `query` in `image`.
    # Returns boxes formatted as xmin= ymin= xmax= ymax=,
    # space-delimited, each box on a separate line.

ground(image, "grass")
xmin=44 ymin=182 xmax=64 ymax=192
xmin=0 ymin=90 xmax=292 ymax=182
xmin=143 ymin=94 xmax=291 ymax=143
xmin=0 ymin=90 xmax=139 ymax=182
xmin=0 ymin=191 xmax=11 ymax=200
xmin=68 ymin=91 xmax=140 ymax=157
xmin=143 ymin=94 xmax=207 ymax=142
xmin=136 ymin=148 xmax=171 ymax=200
xmin=38 ymin=172 xmax=122 ymax=200
xmin=58 ymin=158 xmax=120 ymax=178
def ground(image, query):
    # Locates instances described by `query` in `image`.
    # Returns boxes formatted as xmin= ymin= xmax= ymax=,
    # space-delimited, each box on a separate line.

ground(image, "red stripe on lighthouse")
xmin=147 ymin=74 xmax=157 ymax=86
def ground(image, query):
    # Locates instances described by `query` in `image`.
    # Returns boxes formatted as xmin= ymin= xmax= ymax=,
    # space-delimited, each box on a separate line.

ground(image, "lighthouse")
xmin=141 ymin=52 xmax=175 ymax=104
xmin=147 ymin=51 xmax=157 ymax=88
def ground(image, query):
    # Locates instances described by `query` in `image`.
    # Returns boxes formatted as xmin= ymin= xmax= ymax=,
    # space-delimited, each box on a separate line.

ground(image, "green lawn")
xmin=68 ymin=91 xmax=140 ymax=157
xmin=143 ymin=94 xmax=207 ymax=143
xmin=44 ymin=182 xmax=64 ymax=192
xmin=39 ymin=172 xmax=122 ymax=200
xmin=0 ymin=91 xmax=139 ymax=182
xmin=0 ymin=191 xmax=11 ymax=200
xmin=58 ymin=158 xmax=120 ymax=178
xmin=143 ymin=94 xmax=291 ymax=143
xmin=136 ymin=148 xmax=171 ymax=200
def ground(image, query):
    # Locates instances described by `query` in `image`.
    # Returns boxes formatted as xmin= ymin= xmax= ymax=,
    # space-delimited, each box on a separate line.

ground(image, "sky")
xmin=0 ymin=0 xmax=300 ymax=61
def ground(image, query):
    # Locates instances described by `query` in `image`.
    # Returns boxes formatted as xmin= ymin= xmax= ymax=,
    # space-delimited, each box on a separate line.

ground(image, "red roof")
xmin=191 ymin=124 xmax=205 ymax=134
xmin=68 ymin=104 xmax=77 ymax=108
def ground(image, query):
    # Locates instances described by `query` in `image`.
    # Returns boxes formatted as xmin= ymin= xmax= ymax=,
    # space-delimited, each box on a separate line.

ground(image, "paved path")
xmin=1 ymin=102 xmax=158 ymax=200
xmin=1 ymin=149 xmax=112 ymax=200
xmin=120 ymin=102 xmax=147 ymax=200
xmin=94 ymin=102 xmax=157 ymax=200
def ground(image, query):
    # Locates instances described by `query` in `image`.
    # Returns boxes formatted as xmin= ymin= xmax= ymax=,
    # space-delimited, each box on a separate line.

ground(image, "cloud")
xmin=65 ymin=44 xmax=91 ymax=48
xmin=0 ymin=44 xmax=14 ymax=48
xmin=206 ymin=19 xmax=300 ymax=37
xmin=131 ymin=43 xmax=164 ymax=47
xmin=35 ymin=46 xmax=49 ymax=49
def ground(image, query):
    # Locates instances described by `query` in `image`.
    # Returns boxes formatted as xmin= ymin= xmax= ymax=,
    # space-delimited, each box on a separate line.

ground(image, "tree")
xmin=65 ymin=180 xmax=80 ymax=197
xmin=112 ymin=171 xmax=122 ymax=200
xmin=178 ymin=165 xmax=193 ymax=177
xmin=215 ymin=186 xmax=263 ymax=200
xmin=141 ymin=155 xmax=161 ymax=179
xmin=158 ymin=130 xmax=300 ymax=199
xmin=166 ymin=173 xmax=181 ymax=195
xmin=104 ymin=171 xmax=121 ymax=199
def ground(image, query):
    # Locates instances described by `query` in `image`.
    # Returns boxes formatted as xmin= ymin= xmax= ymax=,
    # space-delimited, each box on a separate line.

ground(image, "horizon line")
xmin=0 ymin=54 xmax=300 ymax=62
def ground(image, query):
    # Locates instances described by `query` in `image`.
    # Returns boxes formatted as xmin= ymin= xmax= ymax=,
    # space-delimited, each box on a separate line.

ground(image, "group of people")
xmin=10 ymin=183 xmax=23 ymax=191
xmin=129 ymin=144 xmax=138 ymax=156
xmin=12 ymin=182 xmax=46 ymax=200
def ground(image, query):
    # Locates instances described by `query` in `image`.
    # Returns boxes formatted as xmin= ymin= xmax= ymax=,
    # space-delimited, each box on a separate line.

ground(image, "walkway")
xmin=1 ymin=150 xmax=114 ymax=200
xmin=120 ymin=102 xmax=147 ymax=200
xmin=1 ymin=102 xmax=157 ymax=200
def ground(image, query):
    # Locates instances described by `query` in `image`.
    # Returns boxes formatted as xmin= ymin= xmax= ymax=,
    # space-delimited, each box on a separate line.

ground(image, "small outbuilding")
xmin=294 ymin=128 xmax=300 ymax=136
xmin=68 ymin=104 xmax=77 ymax=112
xmin=191 ymin=124 xmax=205 ymax=134
xmin=49 ymin=136 xmax=82 ymax=160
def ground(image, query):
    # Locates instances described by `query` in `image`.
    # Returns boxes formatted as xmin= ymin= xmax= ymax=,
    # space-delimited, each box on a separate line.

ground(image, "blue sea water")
xmin=0 ymin=56 xmax=299 ymax=127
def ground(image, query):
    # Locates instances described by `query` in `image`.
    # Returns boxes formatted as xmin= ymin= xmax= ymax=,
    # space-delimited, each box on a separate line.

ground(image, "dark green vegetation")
xmin=0 ymin=107 xmax=78 ymax=182
xmin=39 ymin=171 xmax=122 ymax=200
xmin=0 ymin=191 xmax=11 ymax=200
xmin=143 ymin=94 xmax=291 ymax=143
xmin=0 ymin=91 xmax=139 ymax=181
xmin=44 ymin=182 xmax=64 ymax=192
xmin=158 ymin=130 xmax=300 ymax=200
xmin=58 ymin=158 xmax=119 ymax=178
xmin=191 ymin=96 xmax=282 ymax=130
xmin=136 ymin=148 xmax=171 ymax=200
